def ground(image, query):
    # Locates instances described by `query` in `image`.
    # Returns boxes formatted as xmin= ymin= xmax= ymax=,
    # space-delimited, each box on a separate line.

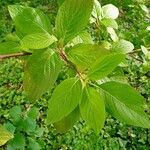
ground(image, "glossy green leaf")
xmin=47 ymin=78 xmax=82 ymax=124
xmin=80 ymin=86 xmax=105 ymax=134
xmin=55 ymin=0 xmax=93 ymax=44
xmin=100 ymin=81 xmax=150 ymax=128
xmin=101 ymin=18 xmax=118 ymax=29
xmin=0 ymin=125 xmax=14 ymax=146
xmin=0 ymin=41 xmax=21 ymax=55
xmin=54 ymin=106 xmax=80 ymax=133
xmin=8 ymin=5 xmax=52 ymax=37
xmin=24 ymin=49 xmax=62 ymax=101
xmin=112 ymin=39 xmax=134 ymax=54
xmin=67 ymin=44 xmax=110 ymax=70
xmin=21 ymin=33 xmax=57 ymax=49
xmin=88 ymin=53 xmax=125 ymax=80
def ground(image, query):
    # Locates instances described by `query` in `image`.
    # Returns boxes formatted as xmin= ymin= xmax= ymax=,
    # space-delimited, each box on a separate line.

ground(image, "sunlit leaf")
xmin=0 ymin=125 xmax=14 ymax=146
xmin=47 ymin=78 xmax=82 ymax=124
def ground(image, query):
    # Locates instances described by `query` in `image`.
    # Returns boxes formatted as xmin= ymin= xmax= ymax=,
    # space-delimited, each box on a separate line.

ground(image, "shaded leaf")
xmin=9 ymin=106 xmax=22 ymax=122
xmin=143 ymin=34 xmax=150 ymax=47
xmin=23 ymin=117 xmax=36 ymax=133
xmin=0 ymin=41 xmax=21 ymax=55
xmin=28 ymin=138 xmax=39 ymax=150
xmin=57 ymin=0 xmax=65 ymax=6
xmin=27 ymin=107 xmax=39 ymax=120
xmin=24 ymin=49 xmax=62 ymax=101
xmin=8 ymin=133 xmax=25 ymax=149
xmin=54 ymin=106 xmax=80 ymax=133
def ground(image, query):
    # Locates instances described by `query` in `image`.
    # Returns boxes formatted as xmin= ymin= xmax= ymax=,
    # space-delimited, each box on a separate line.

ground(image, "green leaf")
xmin=112 ymin=39 xmax=134 ymax=54
xmin=27 ymin=107 xmax=39 ymax=120
xmin=4 ymin=123 xmax=16 ymax=134
xmin=54 ymin=106 xmax=80 ymax=133
xmin=24 ymin=49 xmax=62 ymax=101
xmin=100 ymin=81 xmax=150 ymax=128
xmin=141 ymin=45 xmax=149 ymax=56
xmin=80 ymin=86 xmax=105 ymax=134
xmin=35 ymin=127 xmax=44 ymax=137
xmin=21 ymin=33 xmax=57 ymax=50
xmin=140 ymin=4 xmax=149 ymax=13
xmin=101 ymin=18 xmax=118 ymax=29
xmin=67 ymin=44 xmax=110 ymax=70
xmin=8 ymin=5 xmax=52 ymax=37
xmin=143 ymin=34 xmax=150 ymax=47
xmin=9 ymin=106 xmax=22 ymax=121
xmin=8 ymin=133 xmax=25 ymax=149
xmin=57 ymin=0 xmax=65 ymax=6
xmin=5 ymin=33 xmax=20 ymax=42
xmin=0 ymin=41 xmax=21 ymax=55
xmin=0 ymin=125 xmax=14 ymax=146
xmin=23 ymin=117 xmax=36 ymax=133
xmin=106 ymin=66 xmax=127 ymax=84
xmin=92 ymin=0 xmax=103 ymax=20
xmin=142 ymin=61 xmax=150 ymax=73
xmin=107 ymin=27 xmax=118 ymax=42
xmin=79 ymin=31 xmax=94 ymax=44
xmin=67 ymin=31 xmax=94 ymax=47
xmin=47 ymin=78 xmax=82 ymax=124
xmin=55 ymin=0 xmax=93 ymax=44
xmin=28 ymin=138 xmax=39 ymax=150
xmin=88 ymin=53 xmax=125 ymax=80
xmin=99 ymin=41 xmax=112 ymax=50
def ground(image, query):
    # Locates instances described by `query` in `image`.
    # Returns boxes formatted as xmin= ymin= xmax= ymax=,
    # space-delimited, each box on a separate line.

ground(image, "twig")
xmin=128 ymin=54 xmax=143 ymax=63
xmin=58 ymin=48 xmax=85 ymax=80
xmin=129 ymin=47 xmax=150 ymax=54
xmin=0 ymin=52 xmax=32 ymax=60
